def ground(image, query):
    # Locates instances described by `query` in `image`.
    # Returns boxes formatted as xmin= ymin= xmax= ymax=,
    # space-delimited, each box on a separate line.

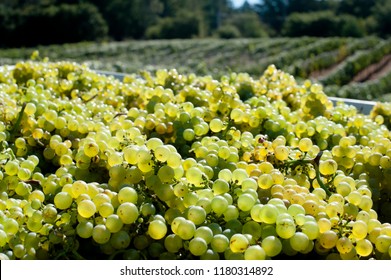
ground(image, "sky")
xmin=230 ymin=0 xmax=261 ymax=8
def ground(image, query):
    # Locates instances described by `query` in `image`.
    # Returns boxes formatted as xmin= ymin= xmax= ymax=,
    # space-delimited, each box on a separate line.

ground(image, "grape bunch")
xmin=0 ymin=59 xmax=390 ymax=260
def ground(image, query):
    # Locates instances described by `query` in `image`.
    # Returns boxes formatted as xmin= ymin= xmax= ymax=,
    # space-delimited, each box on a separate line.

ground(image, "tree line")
xmin=0 ymin=0 xmax=390 ymax=48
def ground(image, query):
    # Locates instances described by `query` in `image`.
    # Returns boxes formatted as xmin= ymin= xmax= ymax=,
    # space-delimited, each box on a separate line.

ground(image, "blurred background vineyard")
xmin=1 ymin=0 xmax=391 ymax=101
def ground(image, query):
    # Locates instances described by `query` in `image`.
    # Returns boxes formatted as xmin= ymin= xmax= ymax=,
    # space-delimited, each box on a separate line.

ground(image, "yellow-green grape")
xmin=209 ymin=118 xmax=224 ymax=133
xmin=53 ymin=191 xmax=73 ymax=210
xmin=289 ymin=232 xmax=310 ymax=252
xmin=76 ymin=221 xmax=94 ymax=238
xmin=230 ymin=233 xmax=249 ymax=253
xmin=92 ymin=224 xmax=111 ymax=244
xmin=148 ymin=220 xmax=167 ymax=240
xmin=262 ymin=236 xmax=282 ymax=257
xmin=110 ymin=231 xmax=131 ymax=250
xmin=276 ymin=218 xmax=296 ymax=239
xmin=194 ymin=226 xmax=214 ymax=244
xmin=375 ymin=235 xmax=391 ymax=253
xmin=244 ymin=245 xmax=266 ymax=260
xmin=212 ymin=179 xmax=230 ymax=195
xmin=99 ymin=202 xmax=115 ymax=218
xmin=176 ymin=219 xmax=196 ymax=240
xmin=164 ymin=234 xmax=183 ymax=253
xmin=71 ymin=180 xmax=88 ymax=199
xmin=189 ymin=237 xmax=208 ymax=256
xmin=237 ymin=193 xmax=255 ymax=212
xmin=105 ymin=214 xmax=124 ymax=233
xmin=259 ymin=204 xmax=279 ymax=224
xmin=4 ymin=161 xmax=19 ymax=176
xmin=352 ymin=220 xmax=368 ymax=240
xmin=298 ymin=138 xmax=313 ymax=152
xmin=355 ymin=239 xmax=373 ymax=257
xmin=319 ymin=230 xmax=338 ymax=249
xmin=77 ymin=199 xmax=96 ymax=218
xmin=258 ymin=173 xmax=273 ymax=190
xmin=301 ymin=221 xmax=320 ymax=240
xmin=117 ymin=202 xmax=139 ymax=224
xmin=319 ymin=159 xmax=338 ymax=176
xmin=84 ymin=142 xmax=99 ymax=158
xmin=186 ymin=166 xmax=204 ymax=186
xmin=157 ymin=165 xmax=175 ymax=183
xmin=117 ymin=186 xmax=138 ymax=204
xmin=187 ymin=206 xmax=206 ymax=225
xmin=274 ymin=145 xmax=289 ymax=161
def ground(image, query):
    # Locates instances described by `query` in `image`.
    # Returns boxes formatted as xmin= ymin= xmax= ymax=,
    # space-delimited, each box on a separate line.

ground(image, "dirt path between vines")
xmin=351 ymin=53 xmax=391 ymax=83
xmin=309 ymin=62 xmax=341 ymax=80
xmin=309 ymin=53 xmax=391 ymax=83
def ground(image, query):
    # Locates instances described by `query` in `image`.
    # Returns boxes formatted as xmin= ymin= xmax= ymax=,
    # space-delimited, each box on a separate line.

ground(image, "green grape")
xmin=274 ymin=145 xmax=289 ymax=161
xmin=301 ymin=221 xmax=319 ymax=240
xmin=319 ymin=230 xmax=338 ymax=249
xmin=317 ymin=218 xmax=332 ymax=233
xmin=262 ymin=236 xmax=282 ymax=257
xmin=42 ymin=205 xmax=57 ymax=224
xmin=194 ymin=226 xmax=213 ymax=244
xmin=183 ymin=129 xmax=195 ymax=141
xmin=140 ymin=202 xmax=156 ymax=217
xmin=71 ymin=180 xmax=88 ymax=199
xmin=92 ymin=224 xmax=111 ymax=244
xmin=99 ymin=202 xmax=114 ymax=218
xmin=164 ymin=234 xmax=183 ymax=253
xmin=289 ymin=232 xmax=309 ymax=252
xmin=258 ymin=173 xmax=273 ymax=190
xmin=171 ymin=216 xmax=186 ymax=234
xmin=211 ymin=195 xmax=229 ymax=215
xmin=4 ymin=218 xmax=19 ymax=235
xmin=177 ymin=219 xmax=196 ymax=240
xmin=237 ymin=193 xmax=255 ymax=212
xmin=375 ymin=235 xmax=391 ymax=253
xmin=110 ymin=231 xmax=131 ymax=250
xmin=54 ymin=191 xmax=73 ymax=210
xmin=118 ymin=186 xmax=138 ymax=204
xmin=154 ymin=145 xmax=171 ymax=162
xmin=355 ymin=239 xmax=373 ymax=257
xmin=148 ymin=220 xmax=167 ymax=240
xmin=212 ymin=179 xmax=230 ymax=195
xmin=201 ymin=249 xmax=220 ymax=260
xmin=117 ymin=202 xmax=138 ymax=224
xmin=4 ymin=161 xmax=19 ymax=176
xmin=259 ymin=204 xmax=279 ymax=224
xmin=84 ymin=142 xmax=99 ymax=158
xmin=244 ymin=245 xmax=266 ymax=260
xmin=352 ymin=220 xmax=368 ymax=240
xmin=298 ymin=138 xmax=313 ymax=152
xmin=223 ymin=205 xmax=239 ymax=222
xmin=209 ymin=118 xmax=224 ymax=133
xmin=76 ymin=221 xmax=94 ymax=238
xmin=230 ymin=233 xmax=249 ymax=253
xmin=276 ymin=219 xmax=296 ymax=239
xmin=211 ymin=234 xmax=229 ymax=253
xmin=336 ymin=236 xmax=354 ymax=254
xmin=77 ymin=199 xmax=96 ymax=218
xmin=319 ymin=159 xmax=338 ymax=176
xmin=186 ymin=166 xmax=204 ymax=186
xmin=105 ymin=214 xmax=123 ymax=233
xmin=189 ymin=237 xmax=208 ymax=256
xmin=187 ymin=205 xmax=206 ymax=225
xmin=167 ymin=152 xmax=182 ymax=168
xmin=157 ymin=165 xmax=175 ymax=183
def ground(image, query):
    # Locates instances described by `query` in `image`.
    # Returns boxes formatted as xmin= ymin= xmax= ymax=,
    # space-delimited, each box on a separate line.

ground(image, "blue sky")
xmin=231 ymin=0 xmax=261 ymax=8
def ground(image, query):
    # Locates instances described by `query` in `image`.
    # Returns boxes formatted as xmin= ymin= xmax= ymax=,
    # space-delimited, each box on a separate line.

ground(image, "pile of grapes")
xmin=1 ymin=58 xmax=391 ymax=260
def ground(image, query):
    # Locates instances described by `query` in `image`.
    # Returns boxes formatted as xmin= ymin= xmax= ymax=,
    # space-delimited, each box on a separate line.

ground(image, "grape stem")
xmin=10 ymin=102 xmax=26 ymax=139
xmin=311 ymin=151 xmax=332 ymax=196
xmin=284 ymin=151 xmax=331 ymax=196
